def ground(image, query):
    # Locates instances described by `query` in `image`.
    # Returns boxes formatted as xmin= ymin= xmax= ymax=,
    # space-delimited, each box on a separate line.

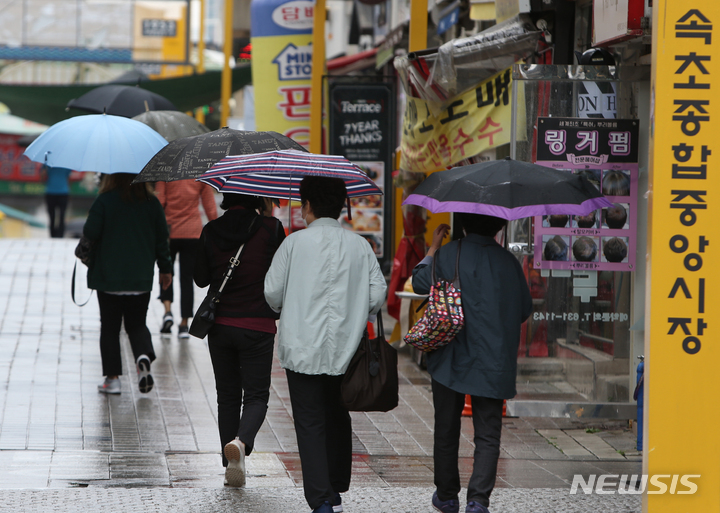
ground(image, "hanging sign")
xmin=533 ymin=117 xmax=639 ymax=272
xmin=400 ymin=68 xmax=515 ymax=173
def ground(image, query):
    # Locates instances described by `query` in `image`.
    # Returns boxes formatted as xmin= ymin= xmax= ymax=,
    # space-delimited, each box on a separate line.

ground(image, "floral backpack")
xmin=404 ymin=240 xmax=464 ymax=352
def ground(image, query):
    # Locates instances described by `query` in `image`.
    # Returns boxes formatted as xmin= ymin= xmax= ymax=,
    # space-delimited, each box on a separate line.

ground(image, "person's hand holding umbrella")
xmin=428 ymin=224 xmax=451 ymax=258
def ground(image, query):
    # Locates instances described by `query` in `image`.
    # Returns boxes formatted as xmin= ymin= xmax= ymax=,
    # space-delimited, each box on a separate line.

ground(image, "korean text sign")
xmin=400 ymin=68 xmax=516 ymax=173
xmin=251 ymin=0 xmax=314 ymax=148
xmin=534 ymin=117 xmax=639 ymax=272
xmin=648 ymin=2 xmax=720 ymax=511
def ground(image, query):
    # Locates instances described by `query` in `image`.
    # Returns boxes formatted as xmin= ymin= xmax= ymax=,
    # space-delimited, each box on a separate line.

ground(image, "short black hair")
xmin=603 ymin=237 xmax=628 ymax=262
xmin=548 ymin=215 xmax=569 ymax=228
xmin=300 ymin=176 xmax=347 ymax=219
xmin=220 ymin=193 xmax=263 ymax=211
xmin=604 ymin=205 xmax=627 ymax=229
xmin=573 ymin=236 xmax=597 ymax=261
xmin=458 ymin=212 xmax=507 ymax=237
xmin=544 ymin=235 xmax=568 ymax=261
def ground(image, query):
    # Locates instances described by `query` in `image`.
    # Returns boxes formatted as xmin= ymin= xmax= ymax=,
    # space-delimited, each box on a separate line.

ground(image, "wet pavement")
xmin=0 ymin=239 xmax=642 ymax=512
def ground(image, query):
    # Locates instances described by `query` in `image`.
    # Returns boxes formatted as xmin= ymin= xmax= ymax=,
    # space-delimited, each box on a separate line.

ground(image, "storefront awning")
xmin=0 ymin=64 xmax=252 ymax=126
xmin=327 ymin=48 xmax=378 ymax=75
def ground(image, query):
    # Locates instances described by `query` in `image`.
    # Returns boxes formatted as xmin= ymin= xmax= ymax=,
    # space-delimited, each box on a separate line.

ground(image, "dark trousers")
xmin=46 ymin=193 xmax=68 ymax=238
xmin=285 ymin=370 xmax=352 ymax=510
xmin=432 ymin=379 xmax=504 ymax=507
xmin=208 ymin=324 xmax=275 ymax=466
xmin=97 ymin=291 xmax=155 ymax=377
xmin=158 ymin=238 xmax=198 ymax=319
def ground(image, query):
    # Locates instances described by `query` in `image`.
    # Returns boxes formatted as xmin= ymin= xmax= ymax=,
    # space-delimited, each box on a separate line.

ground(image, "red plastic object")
xmin=462 ymin=397 xmax=507 ymax=417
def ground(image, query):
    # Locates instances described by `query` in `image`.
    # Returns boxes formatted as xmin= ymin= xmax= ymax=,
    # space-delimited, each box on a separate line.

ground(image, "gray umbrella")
xmin=132 ymin=110 xmax=210 ymax=142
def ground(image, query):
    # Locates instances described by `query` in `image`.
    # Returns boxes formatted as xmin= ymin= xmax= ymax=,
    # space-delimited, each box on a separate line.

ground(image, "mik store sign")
xmin=272 ymin=43 xmax=312 ymax=81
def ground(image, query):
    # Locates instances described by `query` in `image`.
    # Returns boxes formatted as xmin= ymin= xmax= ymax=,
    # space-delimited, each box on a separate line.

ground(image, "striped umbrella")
xmin=197 ymin=150 xmax=383 ymax=200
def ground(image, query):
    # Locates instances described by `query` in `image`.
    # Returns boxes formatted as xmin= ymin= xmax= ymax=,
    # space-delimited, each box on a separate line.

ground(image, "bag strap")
xmin=71 ymin=260 xmax=93 ymax=307
xmin=431 ymin=238 xmax=463 ymax=287
xmin=375 ymin=312 xmax=384 ymax=339
xmin=452 ymin=239 xmax=462 ymax=288
xmin=215 ymin=242 xmax=246 ymax=297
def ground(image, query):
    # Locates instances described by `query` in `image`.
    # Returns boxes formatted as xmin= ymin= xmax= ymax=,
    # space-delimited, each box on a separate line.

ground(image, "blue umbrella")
xmin=23 ymin=114 xmax=168 ymax=174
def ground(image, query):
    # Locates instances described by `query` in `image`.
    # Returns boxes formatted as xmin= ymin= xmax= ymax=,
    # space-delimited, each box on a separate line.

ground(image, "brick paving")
xmin=0 ymin=239 xmax=642 ymax=511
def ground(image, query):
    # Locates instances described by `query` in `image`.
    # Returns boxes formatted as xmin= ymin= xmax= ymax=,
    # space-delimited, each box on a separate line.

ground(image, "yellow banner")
xmin=251 ymin=34 xmax=313 ymax=148
xmin=648 ymin=2 xmax=720 ymax=511
xmin=400 ymin=68 xmax=516 ymax=173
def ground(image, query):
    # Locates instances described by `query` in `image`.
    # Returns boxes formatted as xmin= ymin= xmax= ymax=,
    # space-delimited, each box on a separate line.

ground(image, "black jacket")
xmin=194 ymin=206 xmax=285 ymax=319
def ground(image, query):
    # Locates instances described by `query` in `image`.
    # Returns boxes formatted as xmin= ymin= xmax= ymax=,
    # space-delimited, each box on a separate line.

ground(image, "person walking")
xmin=194 ymin=193 xmax=285 ymax=488
xmin=155 ymin=180 xmax=217 ymax=338
xmin=264 ymin=176 xmax=387 ymax=513
xmin=83 ymin=173 xmax=172 ymax=395
xmin=42 ymin=165 xmax=72 ymax=238
xmin=412 ymin=215 xmax=532 ymax=513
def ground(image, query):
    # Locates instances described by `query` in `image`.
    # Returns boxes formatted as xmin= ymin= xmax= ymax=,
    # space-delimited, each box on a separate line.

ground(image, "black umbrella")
xmin=132 ymin=110 xmax=210 ymax=142
xmin=134 ymin=127 xmax=307 ymax=183
xmin=66 ymin=85 xmax=177 ymax=118
xmin=403 ymin=157 xmax=614 ymax=220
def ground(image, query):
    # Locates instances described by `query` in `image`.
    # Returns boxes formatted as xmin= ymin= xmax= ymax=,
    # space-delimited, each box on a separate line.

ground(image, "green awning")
xmin=0 ymin=64 xmax=252 ymax=126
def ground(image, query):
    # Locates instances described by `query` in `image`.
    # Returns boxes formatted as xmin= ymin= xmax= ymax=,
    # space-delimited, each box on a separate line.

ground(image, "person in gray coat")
xmin=412 ymin=213 xmax=532 ymax=513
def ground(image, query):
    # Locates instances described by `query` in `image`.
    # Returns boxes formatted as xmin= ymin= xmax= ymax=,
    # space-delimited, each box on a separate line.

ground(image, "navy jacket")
xmin=412 ymin=234 xmax=532 ymax=399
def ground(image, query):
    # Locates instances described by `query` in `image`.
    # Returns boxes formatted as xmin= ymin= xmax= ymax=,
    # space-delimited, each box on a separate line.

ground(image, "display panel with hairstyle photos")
xmin=533 ymin=117 xmax=638 ymax=271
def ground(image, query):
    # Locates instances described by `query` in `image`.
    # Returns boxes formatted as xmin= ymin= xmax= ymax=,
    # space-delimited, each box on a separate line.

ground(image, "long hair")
xmin=98 ymin=173 xmax=153 ymax=202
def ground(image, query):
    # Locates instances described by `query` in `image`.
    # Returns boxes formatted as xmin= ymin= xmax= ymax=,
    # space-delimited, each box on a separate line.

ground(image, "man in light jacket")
xmin=264 ymin=176 xmax=387 ymax=513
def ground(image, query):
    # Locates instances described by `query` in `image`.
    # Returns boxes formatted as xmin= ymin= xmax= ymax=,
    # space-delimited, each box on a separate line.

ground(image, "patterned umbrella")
xmin=197 ymin=150 xmax=383 ymax=200
xmin=134 ymin=128 xmax=307 ymax=183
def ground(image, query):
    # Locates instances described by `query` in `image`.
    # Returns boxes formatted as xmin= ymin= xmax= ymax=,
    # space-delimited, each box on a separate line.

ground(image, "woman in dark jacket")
xmin=412 ymin=213 xmax=532 ymax=513
xmin=83 ymin=173 xmax=172 ymax=396
xmin=194 ymin=193 xmax=285 ymax=488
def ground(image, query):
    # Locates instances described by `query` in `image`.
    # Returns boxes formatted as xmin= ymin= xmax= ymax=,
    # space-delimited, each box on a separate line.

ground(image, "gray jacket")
xmin=412 ymin=234 xmax=532 ymax=399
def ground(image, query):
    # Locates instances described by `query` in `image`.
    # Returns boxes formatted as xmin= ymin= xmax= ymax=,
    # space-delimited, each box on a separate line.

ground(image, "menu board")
xmin=533 ymin=117 xmax=639 ymax=271
xmin=329 ymin=81 xmax=395 ymax=260
xmin=340 ymin=161 xmax=385 ymax=256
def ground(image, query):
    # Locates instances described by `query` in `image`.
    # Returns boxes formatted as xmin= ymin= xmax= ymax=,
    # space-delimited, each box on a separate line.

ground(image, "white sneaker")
xmin=98 ymin=377 xmax=121 ymax=394
xmin=136 ymin=355 xmax=153 ymax=393
xmin=223 ymin=438 xmax=246 ymax=487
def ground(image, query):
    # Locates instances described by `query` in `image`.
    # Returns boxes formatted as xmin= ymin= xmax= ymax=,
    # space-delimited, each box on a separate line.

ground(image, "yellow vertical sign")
xmin=648 ymin=2 xmax=720 ymax=511
xmin=252 ymin=34 xmax=313 ymax=148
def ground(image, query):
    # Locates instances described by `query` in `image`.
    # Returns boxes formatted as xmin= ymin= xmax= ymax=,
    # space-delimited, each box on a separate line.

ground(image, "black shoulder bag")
xmin=189 ymin=242 xmax=246 ymax=339
xmin=341 ymin=315 xmax=399 ymax=412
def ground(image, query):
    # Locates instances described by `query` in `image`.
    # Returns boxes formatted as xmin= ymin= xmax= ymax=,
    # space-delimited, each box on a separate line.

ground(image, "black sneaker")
xmin=160 ymin=312 xmax=173 ymax=334
xmin=137 ymin=355 xmax=154 ymax=393
xmin=178 ymin=325 xmax=189 ymax=339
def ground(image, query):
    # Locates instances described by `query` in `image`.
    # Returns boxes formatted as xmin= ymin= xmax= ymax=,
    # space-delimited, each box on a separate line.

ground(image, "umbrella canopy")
xmin=134 ymin=128 xmax=308 ymax=183
xmin=67 ymin=85 xmax=178 ymax=118
xmin=132 ymin=110 xmax=210 ymax=142
xmin=198 ymin=150 xmax=383 ymax=200
xmin=403 ymin=158 xmax=614 ymax=220
xmin=23 ymin=114 xmax=168 ymax=174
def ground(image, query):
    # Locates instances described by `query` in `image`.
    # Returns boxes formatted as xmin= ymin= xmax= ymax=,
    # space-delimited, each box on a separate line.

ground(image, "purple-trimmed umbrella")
xmin=402 ymin=157 xmax=613 ymax=220
xmin=197 ymin=150 xmax=383 ymax=200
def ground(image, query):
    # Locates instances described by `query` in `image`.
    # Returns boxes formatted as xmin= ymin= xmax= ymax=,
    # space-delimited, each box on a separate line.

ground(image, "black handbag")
xmin=341 ymin=315 xmax=399 ymax=412
xmin=189 ymin=242 xmax=246 ymax=339
xmin=72 ymin=235 xmax=94 ymax=306
xmin=74 ymin=235 xmax=93 ymax=266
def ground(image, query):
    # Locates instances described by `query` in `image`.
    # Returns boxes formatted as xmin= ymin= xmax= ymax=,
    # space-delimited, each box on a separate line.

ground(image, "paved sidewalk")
xmin=0 ymin=239 xmax=642 ymax=512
